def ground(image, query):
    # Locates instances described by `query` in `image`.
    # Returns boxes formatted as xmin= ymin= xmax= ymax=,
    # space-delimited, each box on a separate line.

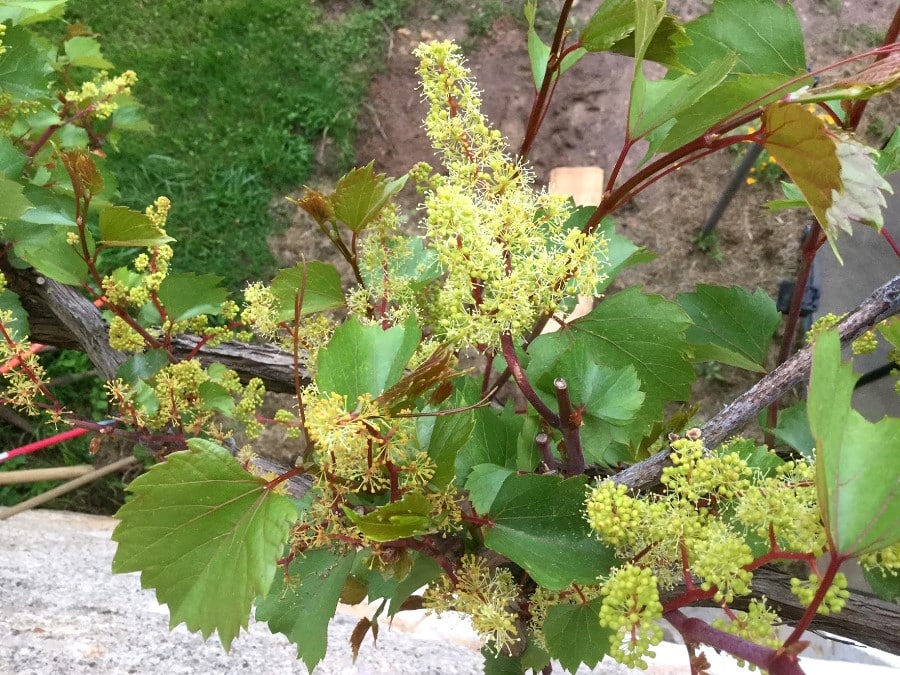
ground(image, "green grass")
xmin=64 ymin=0 xmax=412 ymax=289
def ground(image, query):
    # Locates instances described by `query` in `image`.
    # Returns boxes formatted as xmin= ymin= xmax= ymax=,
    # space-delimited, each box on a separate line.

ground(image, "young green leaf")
xmin=465 ymin=463 xmax=514 ymax=515
xmin=418 ymin=408 xmax=475 ymax=488
xmin=524 ymin=0 xmax=550 ymax=89
xmin=629 ymin=53 xmax=736 ymax=140
xmin=765 ymin=180 xmax=807 ymax=213
xmin=770 ymin=402 xmax=816 ymax=458
xmin=366 ymin=552 xmax=443 ymax=617
xmin=480 ymin=472 xmax=617 ymax=590
xmin=532 ymin=289 xmax=694 ymax=447
xmin=655 ymin=73 xmax=798 ymax=154
xmin=316 ymin=315 xmax=421 ymax=402
xmin=877 ymin=127 xmax=900 ymax=176
xmin=0 ymin=25 xmax=53 ymax=100
xmin=527 ymin=340 xmax=645 ymax=465
xmin=100 ymin=206 xmax=175 ymax=247
xmin=582 ymin=0 xmax=689 ymax=72
xmin=580 ymin=0 xmax=641 ymax=53
xmin=808 ymin=331 xmax=900 ymax=557
xmin=676 ymin=0 xmax=806 ymax=77
xmin=0 ymin=176 xmax=31 ymax=220
xmin=0 ymin=1 xmax=66 ymax=25
xmin=157 ymin=272 xmax=227 ymax=322
xmin=111 ymin=439 xmax=298 ymax=650
xmin=98 ymin=205 xmax=175 ymax=247
xmin=455 ymin=404 xmax=523 ymax=484
xmin=270 ymin=260 xmax=344 ymax=320
xmin=762 ymin=103 xmax=891 ymax=262
xmin=543 ymin=599 xmax=612 ymax=673
xmin=63 ymin=36 xmax=113 ymax=69
xmin=342 ymin=492 xmax=438 ymax=542
xmin=0 ymin=288 xmax=29 ymax=341
xmin=4 ymin=221 xmax=90 ymax=285
xmin=676 ymin=284 xmax=781 ymax=372
xmin=863 ymin=565 xmax=900 ymax=603
xmin=256 ymin=549 xmax=357 ymax=671
xmin=332 ymin=161 xmax=408 ymax=232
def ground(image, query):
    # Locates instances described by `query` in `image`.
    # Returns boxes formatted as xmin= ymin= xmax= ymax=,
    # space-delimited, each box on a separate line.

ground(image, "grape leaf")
xmin=676 ymin=284 xmax=781 ymax=372
xmin=762 ymin=104 xmax=891 ymax=263
xmin=256 ymin=549 xmax=357 ymax=671
xmin=342 ymin=492 xmax=437 ymax=542
xmin=99 ymin=205 xmax=175 ymax=247
xmin=63 ymin=36 xmax=113 ymax=69
xmin=316 ymin=315 xmax=420 ymax=402
xmin=0 ymin=176 xmax=31 ymax=220
xmin=656 ymin=73 xmax=798 ymax=154
xmin=532 ymin=288 xmax=694 ymax=446
xmin=0 ymin=288 xmax=29 ymax=341
xmin=581 ymin=0 xmax=688 ymax=71
xmin=366 ymin=552 xmax=442 ymax=617
xmin=543 ymin=599 xmax=612 ymax=673
xmin=4 ymin=221 xmax=90 ymax=285
xmin=863 ymin=565 xmax=900 ymax=603
xmin=270 ymin=260 xmax=344 ymax=320
xmin=877 ymin=127 xmax=900 ymax=176
xmin=480 ymin=472 xmax=617 ymax=590
xmin=0 ymin=1 xmax=66 ymax=24
xmin=0 ymin=25 xmax=51 ymax=101
xmin=824 ymin=137 xmax=892 ymax=257
xmin=157 ymin=272 xmax=227 ymax=322
xmin=629 ymin=54 xmax=736 ymax=139
xmin=332 ymin=161 xmax=407 ymax=232
xmin=807 ymin=331 xmax=900 ymax=556
xmin=111 ymin=439 xmax=298 ymax=650
xmin=770 ymin=402 xmax=815 ymax=458
xmin=465 ymin=464 xmax=514 ymax=515
xmin=418 ymin=408 xmax=475 ymax=488
xmin=527 ymin=339 xmax=645 ymax=465
xmin=525 ymin=0 xmax=550 ymax=88
xmin=455 ymin=404 xmax=523 ymax=484
xmin=676 ymin=0 xmax=806 ymax=77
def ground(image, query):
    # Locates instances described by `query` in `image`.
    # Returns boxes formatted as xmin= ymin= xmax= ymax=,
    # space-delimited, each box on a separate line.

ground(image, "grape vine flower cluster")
xmin=412 ymin=41 xmax=608 ymax=348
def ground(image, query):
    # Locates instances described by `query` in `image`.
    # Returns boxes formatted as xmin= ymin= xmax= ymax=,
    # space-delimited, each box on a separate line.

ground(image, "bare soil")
xmin=268 ymin=0 xmax=898 ymax=446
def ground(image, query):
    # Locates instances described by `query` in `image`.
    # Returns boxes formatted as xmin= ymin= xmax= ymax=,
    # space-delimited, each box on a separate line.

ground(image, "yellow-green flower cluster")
xmin=860 ymin=543 xmax=900 ymax=576
xmin=241 ymin=282 xmax=280 ymax=339
xmin=414 ymin=41 xmax=607 ymax=348
xmin=662 ymin=438 xmax=753 ymax=501
xmin=598 ymin=564 xmax=664 ymax=669
xmin=735 ymin=458 xmax=824 ymax=553
xmin=424 ymin=554 xmax=520 ymax=653
xmin=0 ymin=24 xmax=7 ymax=57
xmin=303 ymin=390 xmax=430 ymax=494
xmin=101 ymin=236 xmax=174 ymax=310
xmin=711 ymin=598 xmax=782 ymax=667
xmin=790 ymin=572 xmax=850 ymax=614
xmin=65 ymin=69 xmax=138 ymax=119
xmin=806 ymin=313 xmax=845 ymax=344
xmin=587 ymin=439 xmax=827 ymax=615
xmin=851 ymin=330 xmax=878 ymax=355
xmin=108 ymin=315 xmax=148 ymax=353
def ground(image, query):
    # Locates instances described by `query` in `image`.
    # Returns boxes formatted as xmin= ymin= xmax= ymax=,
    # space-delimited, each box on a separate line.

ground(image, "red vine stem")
xmin=499 ymin=331 xmax=560 ymax=427
xmin=518 ymin=0 xmax=575 ymax=161
xmin=664 ymin=609 xmax=804 ymax=675
xmin=782 ymin=554 xmax=848 ymax=649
